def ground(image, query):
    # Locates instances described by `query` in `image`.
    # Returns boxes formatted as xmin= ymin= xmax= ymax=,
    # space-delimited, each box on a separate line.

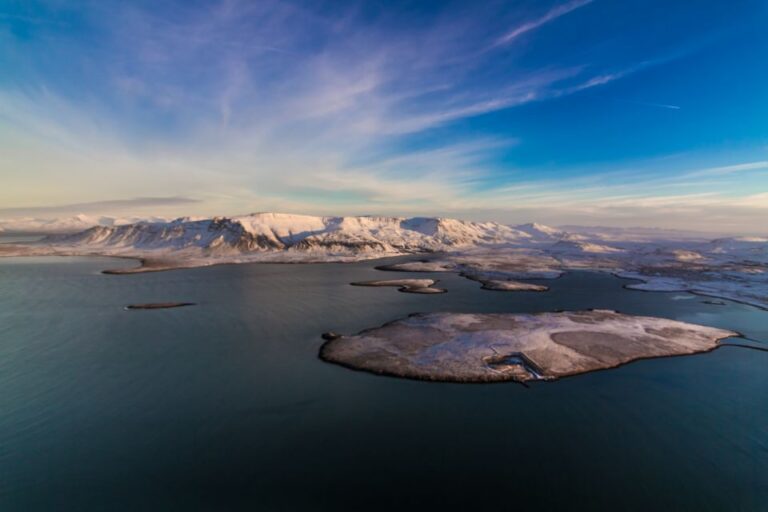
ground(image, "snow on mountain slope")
xmin=235 ymin=213 xmax=329 ymax=244
xmin=710 ymin=236 xmax=768 ymax=250
xmin=557 ymin=225 xmax=715 ymax=242
xmin=48 ymin=217 xmax=280 ymax=254
xmin=668 ymin=248 xmax=706 ymax=261
xmin=548 ymin=240 xmax=625 ymax=254
xmin=513 ymin=222 xmax=563 ymax=241
xmin=0 ymin=214 xmax=170 ymax=234
xmin=0 ymin=214 xmax=100 ymax=234
xmin=708 ymin=237 xmax=768 ymax=263
xmin=43 ymin=213 xmax=526 ymax=256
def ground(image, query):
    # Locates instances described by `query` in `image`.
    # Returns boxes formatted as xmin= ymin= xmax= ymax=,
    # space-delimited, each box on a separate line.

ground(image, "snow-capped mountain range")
xmin=2 ymin=211 xmax=765 ymax=308
xmin=42 ymin=212 xmax=546 ymax=255
xmin=4 ymin=212 xmax=764 ymax=263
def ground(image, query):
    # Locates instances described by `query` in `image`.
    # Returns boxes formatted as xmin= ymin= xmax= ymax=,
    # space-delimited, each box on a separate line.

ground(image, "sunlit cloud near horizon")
xmin=1 ymin=0 xmax=767 ymax=233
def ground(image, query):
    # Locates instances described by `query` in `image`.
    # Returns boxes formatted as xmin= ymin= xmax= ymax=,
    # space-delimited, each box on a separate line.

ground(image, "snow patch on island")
xmin=320 ymin=310 xmax=737 ymax=383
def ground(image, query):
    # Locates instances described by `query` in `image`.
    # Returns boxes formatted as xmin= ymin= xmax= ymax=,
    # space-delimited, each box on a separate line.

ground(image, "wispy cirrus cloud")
xmin=619 ymin=100 xmax=681 ymax=110
xmin=683 ymin=161 xmax=768 ymax=177
xmin=494 ymin=0 xmax=594 ymax=46
xmin=0 ymin=0 xmax=762 ymax=232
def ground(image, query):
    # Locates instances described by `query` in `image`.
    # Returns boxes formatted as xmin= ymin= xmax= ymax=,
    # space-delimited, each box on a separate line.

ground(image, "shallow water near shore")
xmin=0 ymin=255 xmax=766 ymax=510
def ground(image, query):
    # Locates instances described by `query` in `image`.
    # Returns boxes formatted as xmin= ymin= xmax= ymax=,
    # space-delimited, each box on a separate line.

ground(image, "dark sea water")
xmin=0 ymin=255 xmax=766 ymax=511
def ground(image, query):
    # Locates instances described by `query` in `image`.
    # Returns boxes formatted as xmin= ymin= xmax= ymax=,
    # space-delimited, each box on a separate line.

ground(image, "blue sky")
xmin=1 ymin=0 xmax=767 ymax=232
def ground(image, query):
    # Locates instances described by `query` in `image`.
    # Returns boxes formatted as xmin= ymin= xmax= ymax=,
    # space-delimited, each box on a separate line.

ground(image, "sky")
xmin=1 ymin=0 xmax=767 ymax=233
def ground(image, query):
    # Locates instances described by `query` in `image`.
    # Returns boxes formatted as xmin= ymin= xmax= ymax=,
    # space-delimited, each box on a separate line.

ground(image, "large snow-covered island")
xmin=320 ymin=310 xmax=738 ymax=383
xmin=1 ymin=212 xmax=766 ymax=308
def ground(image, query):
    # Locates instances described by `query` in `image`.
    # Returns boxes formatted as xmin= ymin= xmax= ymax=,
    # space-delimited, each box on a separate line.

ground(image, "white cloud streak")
xmin=494 ymin=0 xmax=594 ymax=46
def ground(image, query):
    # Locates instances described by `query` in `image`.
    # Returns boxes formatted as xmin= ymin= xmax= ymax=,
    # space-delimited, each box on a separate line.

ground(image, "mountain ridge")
xmin=42 ymin=212 xmax=546 ymax=256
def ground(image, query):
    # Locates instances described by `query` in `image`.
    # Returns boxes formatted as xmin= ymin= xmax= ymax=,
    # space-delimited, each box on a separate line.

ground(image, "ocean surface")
xmin=0 ymin=253 xmax=766 ymax=510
